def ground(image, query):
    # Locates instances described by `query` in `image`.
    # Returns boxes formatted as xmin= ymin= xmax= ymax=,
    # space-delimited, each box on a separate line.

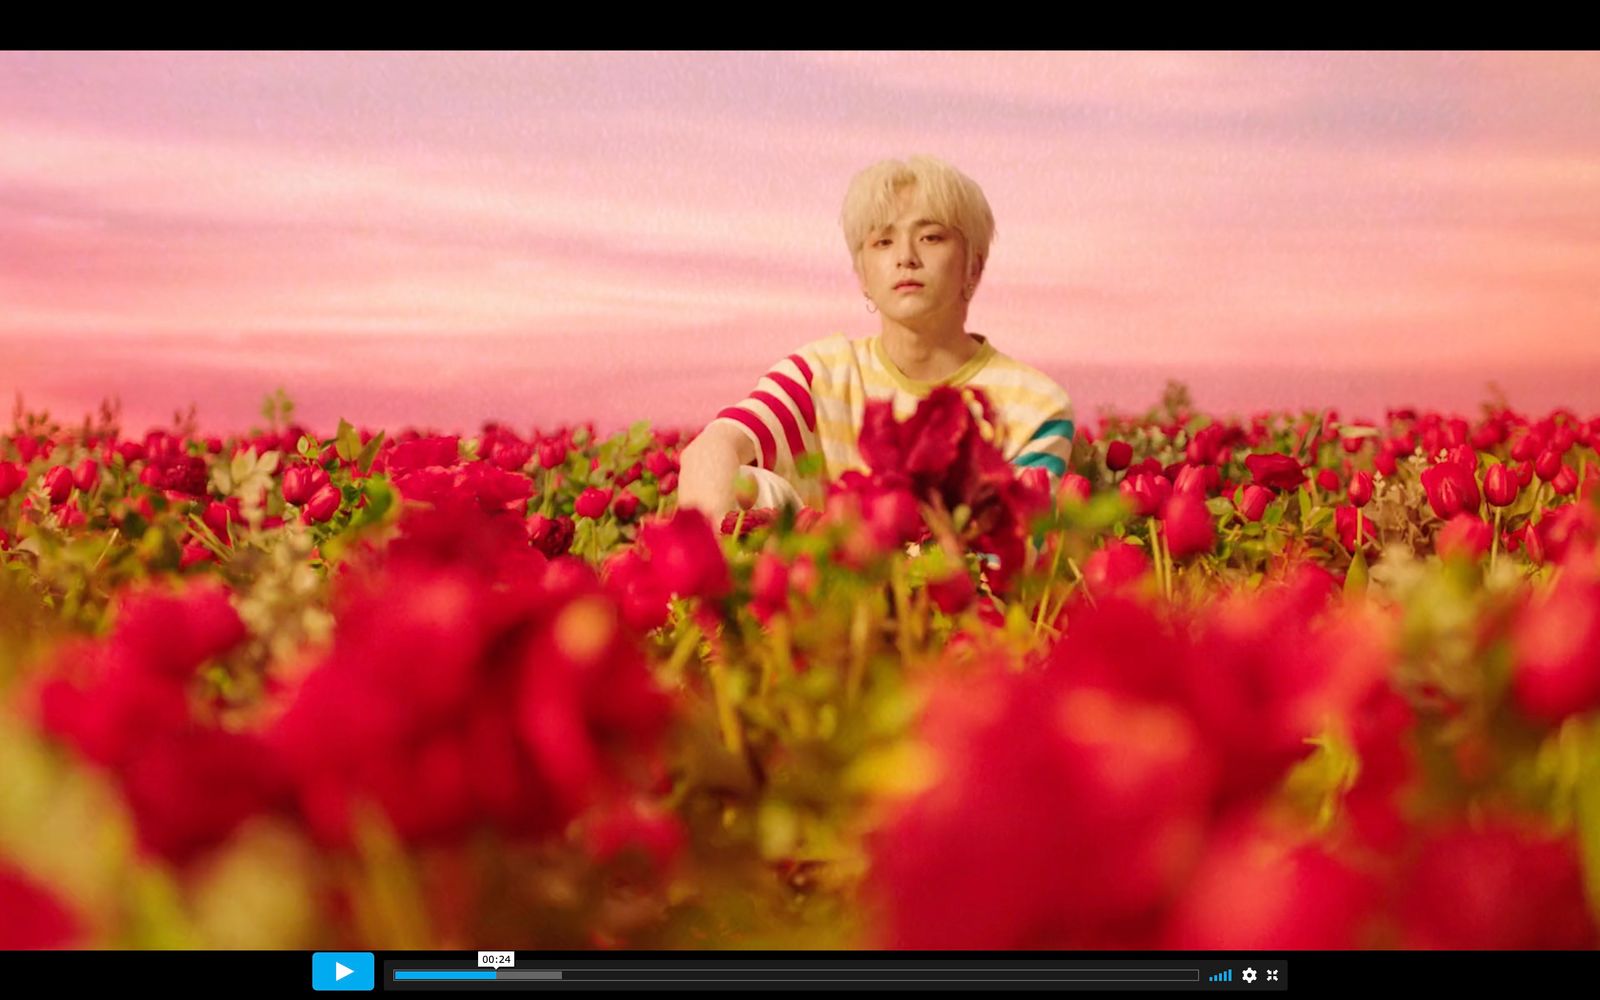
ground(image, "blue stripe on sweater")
xmin=1012 ymin=452 xmax=1067 ymax=477
xmin=1027 ymin=419 xmax=1075 ymax=442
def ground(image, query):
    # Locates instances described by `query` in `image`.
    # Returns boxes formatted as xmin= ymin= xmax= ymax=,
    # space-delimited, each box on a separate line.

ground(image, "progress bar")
xmin=384 ymin=959 xmax=1288 ymax=990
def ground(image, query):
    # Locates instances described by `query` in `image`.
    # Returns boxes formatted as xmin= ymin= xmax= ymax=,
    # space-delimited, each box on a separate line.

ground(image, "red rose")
xmin=1081 ymin=540 xmax=1151 ymax=596
xmin=1335 ymin=505 xmax=1378 ymax=556
xmin=927 ymin=568 xmax=977 ymax=615
xmin=1245 ymin=453 xmax=1305 ymax=491
xmin=1436 ymin=513 xmax=1492 ymax=561
xmin=537 ymin=439 xmax=568 ymax=470
xmin=1484 ymin=463 xmax=1518 ymax=507
xmin=611 ymin=491 xmax=641 ymax=522
xmin=575 ymin=486 xmax=614 ymax=519
xmin=0 ymin=461 xmax=25 ymax=500
xmin=1419 ymin=461 xmax=1480 ymax=520
xmin=1347 ymin=471 xmax=1374 ymax=507
xmin=1316 ymin=468 xmax=1341 ymax=492
xmin=1160 ymin=493 xmax=1215 ymax=560
xmin=43 ymin=465 xmax=74 ymax=504
xmin=1534 ymin=448 xmax=1563 ymax=482
xmin=1236 ymin=484 xmax=1273 ymax=522
xmin=1058 ymin=473 xmax=1092 ymax=503
xmin=1105 ymin=440 xmax=1133 ymax=471
xmin=72 ymin=458 xmax=100 ymax=492
xmin=281 ymin=463 xmax=329 ymax=505
xmin=1120 ymin=471 xmax=1170 ymax=518
xmin=638 ymin=508 xmax=730 ymax=601
xmin=301 ymin=483 xmax=342 ymax=525
xmin=1398 ymin=816 xmax=1598 ymax=948
xmin=1511 ymin=572 xmax=1600 ymax=723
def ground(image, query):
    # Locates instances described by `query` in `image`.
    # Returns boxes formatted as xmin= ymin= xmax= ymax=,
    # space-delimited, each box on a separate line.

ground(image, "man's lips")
xmin=895 ymin=282 xmax=923 ymax=290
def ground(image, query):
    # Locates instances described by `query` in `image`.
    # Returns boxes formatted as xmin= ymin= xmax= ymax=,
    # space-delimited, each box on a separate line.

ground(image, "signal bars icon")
xmin=1210 ymin=969 xmax=1234 ymax=982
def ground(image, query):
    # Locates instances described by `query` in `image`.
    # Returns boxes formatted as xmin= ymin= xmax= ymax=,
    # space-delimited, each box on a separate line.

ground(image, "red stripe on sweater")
xmin=718 ymin=406 xmax=776 ymax=470
xmin=751 ymin=390 xmax=806 ymax=463
xmin=767 ymin=372 xmax=816 ymax=432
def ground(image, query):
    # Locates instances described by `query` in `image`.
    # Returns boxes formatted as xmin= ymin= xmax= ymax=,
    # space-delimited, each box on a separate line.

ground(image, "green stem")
xmin=1033 ymin=531 xmax=1066 ymax=638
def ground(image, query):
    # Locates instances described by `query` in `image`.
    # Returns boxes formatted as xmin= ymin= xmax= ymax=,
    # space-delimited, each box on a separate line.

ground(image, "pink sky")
xmin=3 ymin=51 xmax=1598 ymax=438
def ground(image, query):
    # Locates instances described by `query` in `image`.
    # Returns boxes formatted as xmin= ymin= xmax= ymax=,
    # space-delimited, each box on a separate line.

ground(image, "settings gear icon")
xmin=1243 ymin=967 xmax=1258 ymax=984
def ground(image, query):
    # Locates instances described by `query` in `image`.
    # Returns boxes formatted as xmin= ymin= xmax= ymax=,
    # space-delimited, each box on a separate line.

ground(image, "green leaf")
xmin=356 ymin=430 xmax=386 ymax=476
xmin=350 ymin=476 xmax=396 ymax=530
xmin=297 ymin=435 xmax=316 ymax=458
xmin=1297 ymin=486 xmax=1313 ymax=524
xmin=1344 ymin=547 xmax=1368 ymax=596
xmin=335 ymin=418 xmax=360 ymax=463
xmin=1204 ymin=496 xmax=1234 ymax=518
xmin=1263 ymin=500 xmax=1286 ymax=528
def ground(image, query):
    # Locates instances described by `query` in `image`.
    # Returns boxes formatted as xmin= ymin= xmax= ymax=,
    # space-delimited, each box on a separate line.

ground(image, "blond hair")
xmin=840 ymin=155 xmax=996 ymax=288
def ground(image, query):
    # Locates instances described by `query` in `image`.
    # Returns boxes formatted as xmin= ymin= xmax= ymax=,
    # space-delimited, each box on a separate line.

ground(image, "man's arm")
xmin=676 ymin=420 xmax=758 ymax=520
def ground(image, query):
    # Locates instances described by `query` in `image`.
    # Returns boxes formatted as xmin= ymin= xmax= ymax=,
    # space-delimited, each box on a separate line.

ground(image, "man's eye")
xmin=924 ymin=235 xmax=942 ymax=242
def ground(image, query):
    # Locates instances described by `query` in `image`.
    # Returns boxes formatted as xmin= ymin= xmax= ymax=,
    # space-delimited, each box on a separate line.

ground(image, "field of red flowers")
xmin=2 ymin=382 xmax=1598 ymax=950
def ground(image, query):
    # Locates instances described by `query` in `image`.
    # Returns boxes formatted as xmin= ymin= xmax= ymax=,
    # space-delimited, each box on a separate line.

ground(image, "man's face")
xmin=857 ymin=185 xmax=977 ymax=324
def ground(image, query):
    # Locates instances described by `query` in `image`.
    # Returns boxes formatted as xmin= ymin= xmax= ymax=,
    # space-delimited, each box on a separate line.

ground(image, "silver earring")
xmin=865 ymin=295 xmax=877 ymax=314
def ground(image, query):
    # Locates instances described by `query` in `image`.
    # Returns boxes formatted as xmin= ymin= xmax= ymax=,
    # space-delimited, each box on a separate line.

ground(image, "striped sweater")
xmin=711 ymin=332 xmax=1076 ymax=509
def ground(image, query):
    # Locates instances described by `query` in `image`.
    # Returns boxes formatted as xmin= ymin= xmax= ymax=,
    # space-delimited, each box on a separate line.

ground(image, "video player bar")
xmin=382 ymin=958 xmax=1287 ymax=991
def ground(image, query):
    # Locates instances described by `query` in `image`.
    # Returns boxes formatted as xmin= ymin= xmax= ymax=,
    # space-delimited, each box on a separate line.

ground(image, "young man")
xmin=678 ymin=155 xmax=1077 ymax=520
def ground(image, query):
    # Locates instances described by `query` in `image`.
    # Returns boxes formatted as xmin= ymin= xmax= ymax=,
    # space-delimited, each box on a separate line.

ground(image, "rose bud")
xmin=202 ymin=501 xmax=238 ymax=544
xmin=1551 ymin=464 xmax=1578 ymax=497
xmin=0 ymin=461 xmax=25 ymax=500
xmin=657 ymin=471 xmax=678 ymax=496
xmin=1082 ymin=539 xmax=1150 ymax=595
xmin=1105 ymin=440 xmax=1133 ymax=472
xmin=1510 ymin=431 xmax=1545 ymax=462
xmin=1534 ymin=449 xmax=1563 ymax=482
xmin=1245 ymin=452 xmax=1306 ymax=491
xmin=72 ymin=459 xmax=100 ymax=492
xmin=575 ymin=486 xmax=614 ymax=519
xmin=58 ymin=500 xmax=86 ymax=529
xmin=538 ymin=439 xmax=568 ymax=470
xmin=42 ymin=466 xmax=74 ymax=505
xmin=927 ymin=568 xmax=977 ymax=615
xmin=1236 ymin=484 xmax=1273 ymax=522
xmin=1484 ymin=463 xmax=1519 ymax=507
xmin=301 ymin=483 xmax=342 ymax=525
xmin=645 ymin=451 xmax=677 ymax=479
xmin=1173 ymin=464 xmax=1209 ymax=498
xmin=1348 ymin=471 xmax=1374 ymax=508
xmin=616 ymin=461 xmax=644 ymax=488
xmin=1160 ymin=493 xmax=1216 ymax=560
xmin=1515 ymin=460 xmax=1534 ymax=488
xmin=1551 ymin=425 xmax=1576 ymax=455
xmin=1335 ymin=505 xmax=1378 ymax=555
xmin=611 ymin=491 xmax=642 ymax=522
xmin=281 ymin=464 xmax=327 ymax=505
xmin=1054 ymin=472 xmax=1092 ymax=504
xmin=1120 ymin=472 xmax=1170 ymax=518
xmin=1436 ymin=513 xmax=1492 ymax=561
xmin=1447 ymin=445 xmax=1477 ymax=471
xmin=1420 ymin=462 xmax=1481 ymax=520
xmin=1375 ymin=448 xmax=1398 ymax=477
xmin=1316 ymin=468 xmax=1341 ymax=492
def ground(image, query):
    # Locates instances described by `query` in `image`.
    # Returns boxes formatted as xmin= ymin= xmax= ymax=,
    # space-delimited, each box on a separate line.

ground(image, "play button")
xmin=313 ymin=952 xmax=374 ymax=990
